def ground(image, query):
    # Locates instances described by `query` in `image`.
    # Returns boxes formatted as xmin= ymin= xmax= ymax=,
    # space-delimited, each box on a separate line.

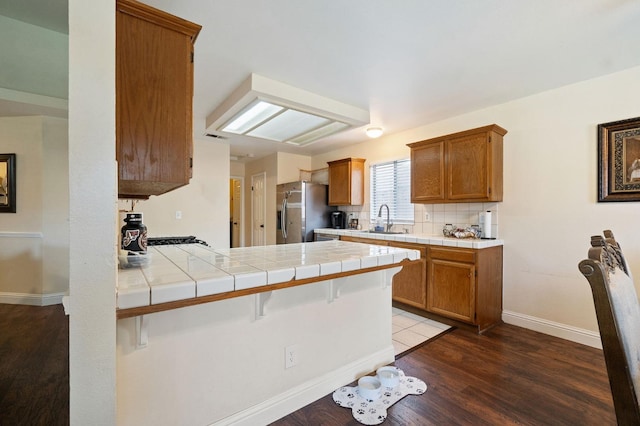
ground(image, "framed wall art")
xmin=0 ymin=153 xmax=16 ymax=213
xmin=598 ymin=117 xmax=640 ymax=202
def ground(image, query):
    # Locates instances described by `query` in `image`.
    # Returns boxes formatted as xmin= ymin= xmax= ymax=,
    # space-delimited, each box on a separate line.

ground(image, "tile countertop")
xmin=314 ymin=228 xmax=504 ymax=249
xmin=117 ymin=240 xmax=420 ymax=311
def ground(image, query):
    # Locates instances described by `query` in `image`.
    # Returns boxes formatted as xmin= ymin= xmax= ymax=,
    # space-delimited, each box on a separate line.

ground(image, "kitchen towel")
xmin=480 ymin=210 xmax=492 ymax=239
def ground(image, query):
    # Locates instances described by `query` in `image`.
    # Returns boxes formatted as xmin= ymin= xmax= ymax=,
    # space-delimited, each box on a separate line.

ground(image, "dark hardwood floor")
xmin=272 ymin=324 xmax=616 ymax=425
xmin=0 ymin=304 xmax=69 ymax=426
xmin=0 ymin=304 xmax=616 ymax=426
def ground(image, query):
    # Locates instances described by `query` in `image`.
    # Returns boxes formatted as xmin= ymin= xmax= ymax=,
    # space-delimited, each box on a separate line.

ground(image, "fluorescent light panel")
xmin=206 ymin=74 xmax=370 ymax=146
xmin=223 ymin=101 xmax=283 ymax=134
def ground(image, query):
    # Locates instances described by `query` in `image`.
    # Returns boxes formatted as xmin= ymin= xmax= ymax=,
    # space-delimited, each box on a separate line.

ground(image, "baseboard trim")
xmin=0 ymin=292 xmax=65 ymax=306
xmin=212 ymin=346 xmax=395 ymax=426
xmin=0 ymin=231 xmax=43 ymax=238
xmin=502 ymin=310 xmax=602 ymax=349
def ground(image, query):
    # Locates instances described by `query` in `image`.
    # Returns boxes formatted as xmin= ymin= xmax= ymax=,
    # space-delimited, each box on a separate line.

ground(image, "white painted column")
xmin=68 ymin=0 xmax=117 ymax=424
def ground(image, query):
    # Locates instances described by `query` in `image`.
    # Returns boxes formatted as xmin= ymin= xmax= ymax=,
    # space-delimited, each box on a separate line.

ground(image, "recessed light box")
xmin=205 ymin=74 xmax=369 ymax=146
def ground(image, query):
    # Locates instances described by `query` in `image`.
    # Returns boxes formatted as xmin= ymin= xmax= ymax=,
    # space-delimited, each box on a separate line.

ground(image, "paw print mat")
xmin=332 ymin=368 xmax=427 ymax=425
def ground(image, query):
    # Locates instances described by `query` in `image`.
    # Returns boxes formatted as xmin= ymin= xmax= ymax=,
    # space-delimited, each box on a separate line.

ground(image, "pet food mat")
xmin=332 ymin=368 xmax=427 ymax=425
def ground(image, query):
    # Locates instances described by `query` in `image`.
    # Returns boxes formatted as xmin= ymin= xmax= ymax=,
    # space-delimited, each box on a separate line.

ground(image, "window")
xmin=370 ymin=159 xmax=414 ymax=224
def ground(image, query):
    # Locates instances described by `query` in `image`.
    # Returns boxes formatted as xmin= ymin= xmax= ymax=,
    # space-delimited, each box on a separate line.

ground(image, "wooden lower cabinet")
xmin=388 ymin=241 xmax=427 ymax=309
xmin=340 ymin=234 xmax=503 ymax=333
xmin=427 ymin=245 xmax=503 ymax=332
xmin=428 ymin=257 xmax=475 ymax=322
xmin=339 ymin=236 xmax=427 ymax=309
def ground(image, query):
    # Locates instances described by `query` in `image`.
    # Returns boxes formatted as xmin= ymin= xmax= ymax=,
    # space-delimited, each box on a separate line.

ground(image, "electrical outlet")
xmin=285 ymin=344 xmax=299 ymax=369
xmin=424 ymin=212 xmax=431 ymax=222
xmin=175 ymin=211 xmax=182 ymax=220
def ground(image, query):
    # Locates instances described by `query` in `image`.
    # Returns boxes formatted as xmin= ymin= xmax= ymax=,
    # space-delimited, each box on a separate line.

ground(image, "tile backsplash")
xmin=338 ymin=202 xmax=500 ymax=238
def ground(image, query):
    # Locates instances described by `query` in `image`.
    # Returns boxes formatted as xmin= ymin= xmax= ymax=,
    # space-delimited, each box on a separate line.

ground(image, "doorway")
xmin=251 ymin=172 xmax=266 ymax=246
xmin=229 ymin=177 xmax=244 ymax=248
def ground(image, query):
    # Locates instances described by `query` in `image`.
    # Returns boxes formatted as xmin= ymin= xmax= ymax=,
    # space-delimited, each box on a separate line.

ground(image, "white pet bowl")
xmin=357 ymin=376 xmax=382 ymax=400
xmin=376 ymin=366 xmax=400 ymax=388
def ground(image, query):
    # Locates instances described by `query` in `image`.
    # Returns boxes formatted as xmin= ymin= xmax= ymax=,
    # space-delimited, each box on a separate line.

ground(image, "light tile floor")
xmin=392 ymin=307 xmax=451 ymax=356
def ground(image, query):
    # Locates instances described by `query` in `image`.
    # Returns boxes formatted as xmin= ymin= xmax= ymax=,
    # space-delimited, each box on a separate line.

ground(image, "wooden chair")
xmin=579 ymin=230 xmax=640 ymax=425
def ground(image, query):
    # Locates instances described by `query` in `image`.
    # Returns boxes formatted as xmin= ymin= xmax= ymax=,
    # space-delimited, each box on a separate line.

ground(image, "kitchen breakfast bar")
xmin=116 ymin=240 xmax=420 ymax=425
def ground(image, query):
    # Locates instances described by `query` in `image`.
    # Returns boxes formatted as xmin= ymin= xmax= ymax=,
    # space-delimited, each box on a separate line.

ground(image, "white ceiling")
xmin=3 ymin=0 xmax=640 ymax=161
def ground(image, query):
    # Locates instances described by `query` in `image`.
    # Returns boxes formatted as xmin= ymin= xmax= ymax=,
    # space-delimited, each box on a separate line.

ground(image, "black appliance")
xmin=330 ymin=211 xmax=347 ymax=229
xmin=147 ymin=235 xmax=209 ymax=246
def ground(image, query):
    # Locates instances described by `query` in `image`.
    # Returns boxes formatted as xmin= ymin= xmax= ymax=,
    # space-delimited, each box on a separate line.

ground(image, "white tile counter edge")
xmin=314 ymin=228 xmax=504 ymax=249
xmin=117 ymin=241 xmax=420 ymax=310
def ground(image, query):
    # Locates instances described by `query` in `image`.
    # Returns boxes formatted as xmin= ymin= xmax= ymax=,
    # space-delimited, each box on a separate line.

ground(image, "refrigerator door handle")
xmin=281 ymin=198 xmax=288 ymax=239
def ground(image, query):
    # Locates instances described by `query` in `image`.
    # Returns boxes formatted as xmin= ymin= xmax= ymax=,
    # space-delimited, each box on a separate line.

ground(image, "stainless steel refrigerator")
xmin=276 ymin=181 xmax=335 ymax=244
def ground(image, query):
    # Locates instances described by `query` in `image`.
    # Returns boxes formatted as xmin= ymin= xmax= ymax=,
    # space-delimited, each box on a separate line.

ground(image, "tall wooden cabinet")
xmin=328 ymin=158 xmax=365 ymax=206
xmin=408 ymin=124 xmax=507 ymax=203
xmin=116 ymin=0 xmax=201 ymax=199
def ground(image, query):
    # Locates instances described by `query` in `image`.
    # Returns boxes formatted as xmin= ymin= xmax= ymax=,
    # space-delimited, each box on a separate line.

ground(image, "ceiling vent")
xmin=205 ymin=74 xmax=369 ymax=146
xmin=204 ymin=133 xmax=228 ymax=139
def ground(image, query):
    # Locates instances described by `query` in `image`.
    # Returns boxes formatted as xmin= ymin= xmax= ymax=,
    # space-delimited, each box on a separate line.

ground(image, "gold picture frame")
xmin=598 ymin=117 xmax=640 ymax=202
xmin=0 ymin=154 xmax=16 ymax=213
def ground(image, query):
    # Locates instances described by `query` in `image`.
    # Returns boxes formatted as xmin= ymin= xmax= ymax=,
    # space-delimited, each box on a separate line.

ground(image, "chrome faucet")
xmin=377 ymin=204 xmax=392 ymax=232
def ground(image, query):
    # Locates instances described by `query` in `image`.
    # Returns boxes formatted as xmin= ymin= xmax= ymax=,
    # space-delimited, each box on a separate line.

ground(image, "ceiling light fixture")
xmin=366 ymin=127 xmax=383 ymax=138
xmin=206 ymin=74 xmax=369 ymax=146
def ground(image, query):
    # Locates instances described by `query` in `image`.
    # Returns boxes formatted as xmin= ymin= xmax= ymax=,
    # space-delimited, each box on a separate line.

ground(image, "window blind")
xmin=370 ymin=159 xmax=414 ymax=224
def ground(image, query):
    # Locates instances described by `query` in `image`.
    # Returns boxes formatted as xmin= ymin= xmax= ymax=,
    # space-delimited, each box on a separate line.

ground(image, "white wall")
xmin=42 ymin=117 xmax=69 ymax=296
xmin=118 ymin=138 xmax=230 ymax=249
xmin=0 ymin=116 xmax=69 ymax=304
xmin=276 ymin=152 xmax=311 ymax=184
xmin=0 ymin=117 xmax=44 ymax=297
xmin=313 ymin=66 xmax=640 ymax=345
xmin=0 ymin=15 xmax=68 ymax=99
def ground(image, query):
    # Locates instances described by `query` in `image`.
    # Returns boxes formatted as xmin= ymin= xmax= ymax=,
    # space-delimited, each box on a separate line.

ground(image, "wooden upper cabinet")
xmin=327 ymin=158 xmax=365 ymax=206
xmin=116 ymin=0 xmax=201 ymax=199
xmin=408 ymin=124 xmax=506 ymax=203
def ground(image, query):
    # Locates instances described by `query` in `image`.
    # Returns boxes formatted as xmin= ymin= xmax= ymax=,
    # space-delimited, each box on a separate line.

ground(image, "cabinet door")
xmin=116 ymin=0 xmax=199 ymax=198
xmin=411 ymin=141 xmax=445 ymax=202
xmin=328 ymin=160 xmax=352 ymax=205
xmin=391 ymin=244 xmax=427 ymax=309
xmin=447 ymin=133 xmax=490 ymax=201
xmin=427 ymin=259 xmax=475 ymax=323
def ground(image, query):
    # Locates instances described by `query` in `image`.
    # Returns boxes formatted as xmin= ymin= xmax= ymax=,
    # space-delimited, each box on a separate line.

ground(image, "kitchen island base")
xmin=117 ymin=268 xmax=400 ymax=425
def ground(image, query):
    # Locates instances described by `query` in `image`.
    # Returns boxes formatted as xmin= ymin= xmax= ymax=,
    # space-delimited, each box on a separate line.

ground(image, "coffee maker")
xmin=330 ymin=211 xmax=346 ymax=229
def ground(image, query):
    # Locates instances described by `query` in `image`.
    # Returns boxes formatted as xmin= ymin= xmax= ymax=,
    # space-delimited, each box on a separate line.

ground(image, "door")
xmin=230 ymin=177 xmax=243 ymax=248
xmin=251 ymin=172 xmax=266 ymax=246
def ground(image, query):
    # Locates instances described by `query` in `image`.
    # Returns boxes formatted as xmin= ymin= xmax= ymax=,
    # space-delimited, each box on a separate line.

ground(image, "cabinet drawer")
xmin=340 ymin=236 xmax=389 ymax=245
xmin=430 ymin=247 xmax=475 ymax=263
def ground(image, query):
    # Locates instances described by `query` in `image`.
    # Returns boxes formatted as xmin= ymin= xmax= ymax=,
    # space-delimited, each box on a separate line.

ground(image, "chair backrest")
xmin=579 ymin=230 xmax=640 ymax=425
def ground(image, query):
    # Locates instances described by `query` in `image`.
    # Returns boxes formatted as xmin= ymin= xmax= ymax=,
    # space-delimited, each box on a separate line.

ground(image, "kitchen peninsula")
xmin=116 ymin=240 xmax=419 ymax=425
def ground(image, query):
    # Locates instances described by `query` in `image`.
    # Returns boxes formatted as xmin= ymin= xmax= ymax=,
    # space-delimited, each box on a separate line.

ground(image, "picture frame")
xmin=0 ymin=153 xmax=16 ymax=213
xmin=598 ymin=117 xmax=640 ymax=202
